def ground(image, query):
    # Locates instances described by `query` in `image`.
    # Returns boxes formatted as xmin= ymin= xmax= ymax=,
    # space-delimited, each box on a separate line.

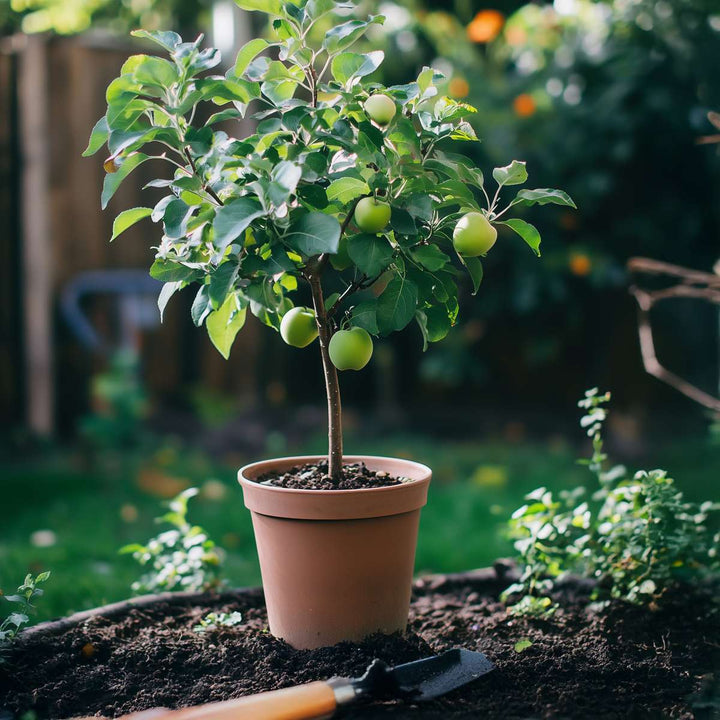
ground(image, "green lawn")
xmin=1 ymin=431 xmax=718 ymax=622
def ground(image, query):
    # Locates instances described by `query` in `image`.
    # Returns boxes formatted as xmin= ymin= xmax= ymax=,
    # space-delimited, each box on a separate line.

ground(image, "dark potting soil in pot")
xmin=1 ymin=567 xmax=718 ymax=720
xmin=254 ymin=461 xmax=404 ymax=490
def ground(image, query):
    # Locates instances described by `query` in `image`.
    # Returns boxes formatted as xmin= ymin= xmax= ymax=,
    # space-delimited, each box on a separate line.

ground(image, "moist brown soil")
xmin=1 ymin=567 xmax=718 ymax=720
xmin=254 ymin=461 xmax=404 ymax=490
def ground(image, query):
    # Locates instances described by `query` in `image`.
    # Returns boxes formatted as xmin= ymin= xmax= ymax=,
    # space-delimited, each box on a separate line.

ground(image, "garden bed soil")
xmin=1 ymin=566 xmax=718 ymax=719
xmin=254 ymin=461 xmax=404 ymax=490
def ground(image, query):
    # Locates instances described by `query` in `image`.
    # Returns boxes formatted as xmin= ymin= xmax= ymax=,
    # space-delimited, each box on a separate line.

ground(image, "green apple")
xmin=364 ymin=94 xmax=396 ymax=125
xmin=329 ymin=327 xmax=374 ymax=371
xmin=452 ymin=212 xmax=497 ymax=257
xmin=280 ymin=307 xmax=318 ymax=348
xmin=354 ymin=197 xmax=391 ymax=234
xmin=330 ymin=235 xmax=352 ymax=271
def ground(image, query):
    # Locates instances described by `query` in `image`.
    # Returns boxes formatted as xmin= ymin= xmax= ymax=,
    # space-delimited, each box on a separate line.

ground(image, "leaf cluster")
xmin=504 ymin=389 xmax=720 ymax=614
xmin=86 ymin=0 xmax=573 ymax=358
xmin=120 ymin=488 xmax=223 ymax=594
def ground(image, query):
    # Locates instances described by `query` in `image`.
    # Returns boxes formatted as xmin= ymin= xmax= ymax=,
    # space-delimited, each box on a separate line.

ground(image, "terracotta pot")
xmin=238 ymin=455 xmax=431 ymax=649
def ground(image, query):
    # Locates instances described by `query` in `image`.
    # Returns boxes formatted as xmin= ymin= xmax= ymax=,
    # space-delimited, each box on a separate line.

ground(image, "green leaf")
xmin=331 ymin=51 xmax=384 ymax=84
xmin=492 ymin=160 xmax=528 ymax=187
xmin=213 ymin=198 xmax=265 ymax=250
xmin=261 ymin=78 xmax=299 ymax=105
xmin=500 ymin=218 xmax=542 ymax=257
xmin=157 ymin=281 xmax=182 ymax=321
xmin=306 ymin=0 xmax=335 ymax=20
xmin=513 ymin=188 xmax=576 ymax=209
xmin=235 ymin=0 xmax=283 ymax=15
xmin=209 ymin=260 xmax=239 ymax=308
xmin=149 ymin=259 xmax=198 ymax=283
xmin=163 ymin=198 xmax=196 ymax=239
xmin=130 ymin=30 xmax=182 ymax=52
xmin=133 ymin=56 xmax=178 ymax=88
xmin=410 ymin=245 xmax=451 ymax=272
xmin=83 ymin=116 xmax=109 ymax=157
xmin=206 ymin=108 xmax=243 ymax=125
xmin=460 ymin=256 xmax=483 ymax=295
xmin=424 ymin=304 xmax=452 ymax=342
xmin=206 ymin=294 xmax=246 ymax=359
xmin=351 ymin=300 xmax=379 ymax=334
xmin=390 ymin=207 xmax=417 ymax=236
xmin=272 ymin=160 xmax=302 ymax=195
xmin=191 ymin=284 xmax=212 ymax=326
xmin=326 ymin=177 xmax=370 ymax=205
xmin=284 ymin=212 xmax=341 ymax=256
xmin=101 ymin=153 xmax=149 ymax=209
xmin=377 ymin=276 xmax=418 ymax=334
xmin=111 ymin=207 xmax=152 ymax=241
xmin=417 ymin=66 xmax=434 ymax=95
xmin=514 ymin=638 xmax=533 ymax=653
xmin=233 ymin=38 xmax=270 ymax=77
xmin=323 ymin=16 xmax=385 ymax=54
xmin=347 ymin=234 xmax=393 ymax=277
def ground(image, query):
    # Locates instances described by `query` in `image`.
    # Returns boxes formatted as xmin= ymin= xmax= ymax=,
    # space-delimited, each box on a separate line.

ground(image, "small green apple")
xmin=280 ymin=307 xmax=318 ymax=348
xmin=329 ymin=327 xmax=374 ymax=371
xmin=354 ymin=197 xmax=391 ymax=234
xmin=452 ymin=212 xmax=497 ymax=257
xmin=364 ymin=94 xmax=396 ymax=125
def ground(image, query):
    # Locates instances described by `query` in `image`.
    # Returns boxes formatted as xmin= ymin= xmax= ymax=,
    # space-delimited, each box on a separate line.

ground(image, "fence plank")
xmin=19 ymin=35 xmax=53 ymax=434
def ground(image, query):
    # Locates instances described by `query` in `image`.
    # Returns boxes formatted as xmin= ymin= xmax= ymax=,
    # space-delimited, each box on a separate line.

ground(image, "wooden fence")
xmin=0 ymin=32 xmax=263 ymax=434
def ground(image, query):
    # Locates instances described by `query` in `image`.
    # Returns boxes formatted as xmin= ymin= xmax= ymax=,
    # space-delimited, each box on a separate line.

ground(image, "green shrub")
xmin=120 ymin=488 xmax=223 ymax=594
xmin=504 ymin=389 xmax=720 ymax=612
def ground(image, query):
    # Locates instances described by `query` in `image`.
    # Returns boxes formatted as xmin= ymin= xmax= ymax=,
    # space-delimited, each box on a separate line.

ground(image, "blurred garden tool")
xmin=110 ymin=648 xmax=494 ymax=720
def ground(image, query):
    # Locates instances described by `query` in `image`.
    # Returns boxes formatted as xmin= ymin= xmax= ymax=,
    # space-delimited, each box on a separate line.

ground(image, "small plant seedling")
xmin=504 ymin=388 xmax=720 ymax=613
xmin=87 ymin=0 xmax=574 ymax=484
xmin=513 ymin=638 xmax=533 ymax=653
xmin=0 ymin=572 xmax=51 ymax=659
xmin=193 ymin=611 xmax=243 ymax=633
xmin=120 ymin=488 xmax=223 ymax=594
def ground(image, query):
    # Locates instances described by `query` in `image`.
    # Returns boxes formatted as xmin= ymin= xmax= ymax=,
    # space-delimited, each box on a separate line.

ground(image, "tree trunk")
xmin=307 ymin=271 xmax=343 ymax=482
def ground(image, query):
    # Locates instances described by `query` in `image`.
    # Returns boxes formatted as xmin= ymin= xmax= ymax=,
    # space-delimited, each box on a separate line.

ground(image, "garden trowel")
xmin=112 ymin=647 xmax=494 ymax=720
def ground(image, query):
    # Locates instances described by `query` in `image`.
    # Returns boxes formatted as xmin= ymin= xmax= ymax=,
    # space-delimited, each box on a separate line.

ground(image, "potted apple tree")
xmin=85 ymin=0 xmax=574 ymax=648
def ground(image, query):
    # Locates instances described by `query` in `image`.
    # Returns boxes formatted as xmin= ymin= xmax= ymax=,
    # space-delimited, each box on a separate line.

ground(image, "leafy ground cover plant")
xmin=86 ymin=0 xmax=574 ymax=482
xmin=504 ymin=389 xmax=720 ymax=614
xmin=193 ymin=610 xmax=243 ymax=633
xmin=120 ymin=488 xmax=223 ymax=593
xmin=0 ymin=572 xmax=51 ymax=659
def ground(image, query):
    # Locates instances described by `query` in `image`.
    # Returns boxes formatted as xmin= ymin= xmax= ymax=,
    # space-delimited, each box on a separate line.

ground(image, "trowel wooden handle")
xmin=117 ymin=681 xmax=338 ymax=720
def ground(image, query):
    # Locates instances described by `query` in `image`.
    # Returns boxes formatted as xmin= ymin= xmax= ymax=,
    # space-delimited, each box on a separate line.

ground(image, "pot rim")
xmin=238 ymin=454 xmax=432 ymax=520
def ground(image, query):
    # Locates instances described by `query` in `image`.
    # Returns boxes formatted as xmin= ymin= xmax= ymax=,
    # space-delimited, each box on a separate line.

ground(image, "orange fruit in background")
xmin=513 ymin=93 xmax=536 ymax=117
xmin=467 ymin=10 xmax=505 ymax=43
xmin=569 ymin=253 xmax=592 ymax=276
xmin=136 ymin=468 xmax=190 ymax=498
xmin=448 ymin=77 xmax=470 ymax=98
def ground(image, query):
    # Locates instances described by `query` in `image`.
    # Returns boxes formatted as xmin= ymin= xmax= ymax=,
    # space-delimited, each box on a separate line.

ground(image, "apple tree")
xmin=85 ymin=0 xmax=574 ymax=481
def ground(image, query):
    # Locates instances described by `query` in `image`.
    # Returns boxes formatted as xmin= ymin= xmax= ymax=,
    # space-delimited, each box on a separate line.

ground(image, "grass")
xmin=1 ymin=429 xmax=718 ymax=622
